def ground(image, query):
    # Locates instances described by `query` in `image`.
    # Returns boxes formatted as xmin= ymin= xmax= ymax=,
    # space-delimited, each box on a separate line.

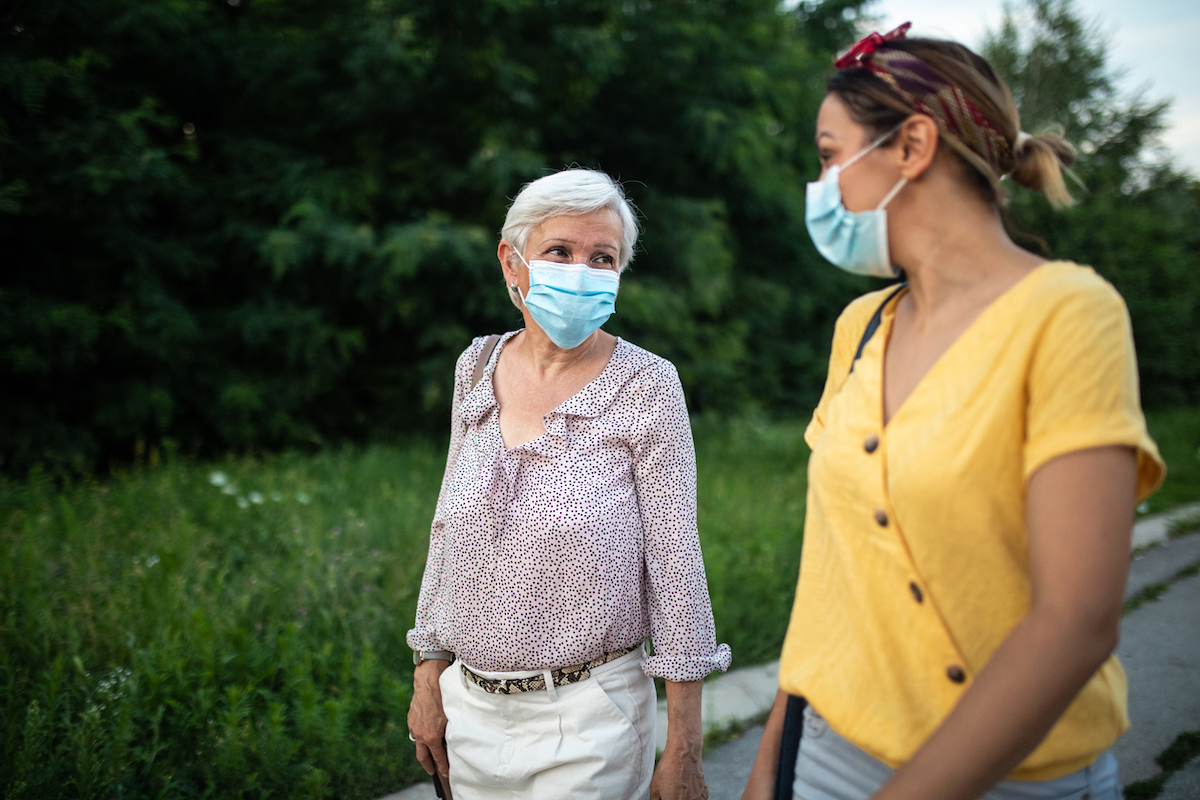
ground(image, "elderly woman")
xmin=407 ymin=168 xmax=731 ymax=800
xmin=742 ymin=24 xmax=1163 ymax=800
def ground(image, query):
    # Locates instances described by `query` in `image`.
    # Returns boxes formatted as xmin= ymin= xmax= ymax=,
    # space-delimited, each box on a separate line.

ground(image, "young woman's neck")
xmin=891 ymin=189 xmax=1044 ymax=317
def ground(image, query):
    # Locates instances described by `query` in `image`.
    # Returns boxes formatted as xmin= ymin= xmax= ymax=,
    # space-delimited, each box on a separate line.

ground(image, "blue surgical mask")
xmin=513 ymin=253 xmax=620 ymax=350
xmin=805 ymin=129 xmax=907 ymax=278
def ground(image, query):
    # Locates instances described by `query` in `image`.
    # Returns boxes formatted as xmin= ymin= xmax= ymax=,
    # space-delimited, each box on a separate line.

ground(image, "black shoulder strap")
xmin=470 ymin=334 xmax=502 ymax=392
xmin=849 ymin=282 xmax=907 ymax=375
xmin=773 ymin=695 xmax=808 ymax=800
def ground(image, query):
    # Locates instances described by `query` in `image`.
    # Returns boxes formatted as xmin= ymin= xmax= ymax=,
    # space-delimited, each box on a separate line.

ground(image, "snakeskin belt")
xmin=461 ymin=644 xmax=640 ymax=695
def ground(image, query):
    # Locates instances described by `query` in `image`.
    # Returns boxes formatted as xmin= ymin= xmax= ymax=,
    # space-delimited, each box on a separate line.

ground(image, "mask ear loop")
xmin=840 ymin=123 xmax=906 ymax=172
xmin=509 ymin=247 xmax=530 ymax=305
xmin=875 ymin=177 xmax=907 ymax=210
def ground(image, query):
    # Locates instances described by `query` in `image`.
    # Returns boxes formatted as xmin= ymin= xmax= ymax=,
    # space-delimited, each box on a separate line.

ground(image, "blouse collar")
xmin=458 ymin=331 xmax=658 ymax=430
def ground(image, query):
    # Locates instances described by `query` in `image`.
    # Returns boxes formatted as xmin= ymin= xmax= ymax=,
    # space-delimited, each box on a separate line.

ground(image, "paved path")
xmin=383 ymin=510 xmax=1200 ymax=800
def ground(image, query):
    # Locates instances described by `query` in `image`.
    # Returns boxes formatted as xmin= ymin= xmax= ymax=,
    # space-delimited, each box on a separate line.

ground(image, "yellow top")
xmin=778 ymin=261 xmax=1165 ymax=781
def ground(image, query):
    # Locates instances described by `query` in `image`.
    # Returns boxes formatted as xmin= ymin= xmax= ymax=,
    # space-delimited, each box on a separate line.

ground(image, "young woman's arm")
xmin=740 ymin=689 xmax=792 ymax=800
xmin=872 ymin=445 xmax=1137 ymax=800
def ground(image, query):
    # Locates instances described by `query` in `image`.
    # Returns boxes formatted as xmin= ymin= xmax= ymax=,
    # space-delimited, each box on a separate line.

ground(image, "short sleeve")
xmin=1023 ymin=280 xmax=1165 ymax=501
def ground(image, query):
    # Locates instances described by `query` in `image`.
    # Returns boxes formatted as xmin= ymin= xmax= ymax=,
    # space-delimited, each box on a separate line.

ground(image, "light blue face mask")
xmin=513 ymin=252 xmax=620 ymax=350
xmin=805 ymin=128 xmax=907 ymax=278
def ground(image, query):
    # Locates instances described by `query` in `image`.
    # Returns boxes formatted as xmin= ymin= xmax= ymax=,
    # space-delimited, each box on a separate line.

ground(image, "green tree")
xmin=984 ymin=0 xmax=1200 ymax=406
xmin=1 ymin=0 xmax=871 ymax=476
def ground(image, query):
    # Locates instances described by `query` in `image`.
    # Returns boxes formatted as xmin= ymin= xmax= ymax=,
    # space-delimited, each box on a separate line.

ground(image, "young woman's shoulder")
xmin=1021 ymin=261 xmax=1130 ymax=330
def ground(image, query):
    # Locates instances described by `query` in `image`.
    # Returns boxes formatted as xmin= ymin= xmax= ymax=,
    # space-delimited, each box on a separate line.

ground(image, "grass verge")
xmin=1124 ymin=731 xmax=1200 ymax=800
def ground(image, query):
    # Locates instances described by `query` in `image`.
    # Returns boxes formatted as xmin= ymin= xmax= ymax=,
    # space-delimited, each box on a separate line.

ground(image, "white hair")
xmin=500 ymin=168 xmax=639 ymax=309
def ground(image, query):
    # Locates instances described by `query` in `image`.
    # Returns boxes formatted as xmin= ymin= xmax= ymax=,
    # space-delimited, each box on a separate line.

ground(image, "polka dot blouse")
xmin=407 ymin=331 xmax=732 ymax=682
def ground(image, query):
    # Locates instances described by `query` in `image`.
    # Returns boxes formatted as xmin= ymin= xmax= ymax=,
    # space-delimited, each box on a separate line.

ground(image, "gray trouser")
xmin=794 ymin=705 xmax=1121 ymax=800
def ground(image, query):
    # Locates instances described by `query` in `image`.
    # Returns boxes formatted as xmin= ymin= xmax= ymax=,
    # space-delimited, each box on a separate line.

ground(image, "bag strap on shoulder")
xmin=773 ymin=695 xmax=809 ymax=800
xmin=849 ymin=282 xmax=907 ymax=375
xmin=471 ymin=334 xmax=502 ymax=392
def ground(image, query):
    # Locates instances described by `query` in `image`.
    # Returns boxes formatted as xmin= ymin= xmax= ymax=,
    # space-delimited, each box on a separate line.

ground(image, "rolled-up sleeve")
xmin=632 ymin=361 xmax=732 ymax=681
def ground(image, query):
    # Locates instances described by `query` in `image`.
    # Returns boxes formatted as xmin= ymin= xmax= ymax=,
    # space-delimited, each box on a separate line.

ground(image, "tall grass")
xmin=1 ymin=445 xmax=445 ymax=799
xmin=2 ymin=409 xmax=1196 ymax=798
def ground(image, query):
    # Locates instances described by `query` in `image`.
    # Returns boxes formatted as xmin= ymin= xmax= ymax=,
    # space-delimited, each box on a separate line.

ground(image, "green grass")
xmin=693 ymin=414 xmax=810 ymax=669
xmin=1142 ymin=408 xmax=1200 ymax=515
xmin=1 ymin=444 xmax=446 ymax=799
xmin=1 ymin=407 xmax=1196 ymax=798
xmin=1123 ymin=730 xmax=1200 ymax=800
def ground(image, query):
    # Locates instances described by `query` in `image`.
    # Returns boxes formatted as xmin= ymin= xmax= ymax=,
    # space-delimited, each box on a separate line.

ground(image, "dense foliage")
xmin=3 ymin=0 xmax=1197 ymax=475
xmin=984 ymin=0 xmax=1200 ymax=408
xmin=0 ymin=0 xmax=863 ymax=475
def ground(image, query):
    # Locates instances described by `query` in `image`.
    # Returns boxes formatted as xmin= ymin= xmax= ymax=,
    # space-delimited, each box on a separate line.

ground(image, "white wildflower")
xmin=249 ymin=492 xmax=265 ymax=504
xmin=237 ymin=497 xmax=250 ymax=509
xmin=297 ymin=491 xmax=311 ymax=504
xmin=208 ymin=471 xmax=229 ymax=487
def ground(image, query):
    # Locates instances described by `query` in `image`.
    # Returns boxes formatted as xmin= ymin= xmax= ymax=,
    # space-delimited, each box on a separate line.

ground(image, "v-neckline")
xmin=879 ymin=262 xmax=1052 ymax=430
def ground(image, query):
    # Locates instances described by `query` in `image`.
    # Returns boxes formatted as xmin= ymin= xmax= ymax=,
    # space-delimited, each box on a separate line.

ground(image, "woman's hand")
xmin=650 ymin=679 xmax=708 ymax=800
xmin=408 ymin=658 xmax=453 ymax=793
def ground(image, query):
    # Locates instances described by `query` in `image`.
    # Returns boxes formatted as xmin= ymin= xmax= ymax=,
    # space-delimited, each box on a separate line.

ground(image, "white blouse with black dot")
xmin=407 ymin=331 xmax=732 ymax=682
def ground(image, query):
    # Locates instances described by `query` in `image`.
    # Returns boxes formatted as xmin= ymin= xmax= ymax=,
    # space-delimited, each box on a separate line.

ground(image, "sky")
xmin=858 ymin=0 xmax=1200 ymax=176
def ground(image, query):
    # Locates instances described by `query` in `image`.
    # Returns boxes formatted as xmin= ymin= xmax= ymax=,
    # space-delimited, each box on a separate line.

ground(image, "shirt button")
xmin=874 ymin=509 xmax=889 ymax=527
xmin=909 ymin=582 xmax=924 ymax=603
xmin=946 ymin=665 xmax=966 ymax=684
xmin=863 ymin=434 xmax=880 ymax=454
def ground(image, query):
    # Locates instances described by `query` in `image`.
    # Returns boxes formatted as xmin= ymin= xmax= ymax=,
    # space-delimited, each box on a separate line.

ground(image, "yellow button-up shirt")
xmin=779 ymin=261 xmax=1165 ymax=780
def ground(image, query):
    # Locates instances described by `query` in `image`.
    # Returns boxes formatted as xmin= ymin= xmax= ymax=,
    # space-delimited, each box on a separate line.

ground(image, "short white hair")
xmin=501 ymin=169 xmax=639 ymax=309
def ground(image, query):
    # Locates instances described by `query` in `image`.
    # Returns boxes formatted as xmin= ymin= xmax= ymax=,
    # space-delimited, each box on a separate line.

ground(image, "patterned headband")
xmin=834 ymin=23 xmax=1015 ymax=177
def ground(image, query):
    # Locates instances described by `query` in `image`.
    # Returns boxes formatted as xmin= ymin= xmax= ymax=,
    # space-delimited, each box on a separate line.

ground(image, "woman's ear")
xmin=497 ymin=241 xmax=520 ymax=285
xmin=897 ymin=114 xmax=939 ymax=180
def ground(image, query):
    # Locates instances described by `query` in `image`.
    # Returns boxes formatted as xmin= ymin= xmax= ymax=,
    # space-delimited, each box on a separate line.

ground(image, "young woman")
xmin=742 ymin=25 xmax=1164 ymax=800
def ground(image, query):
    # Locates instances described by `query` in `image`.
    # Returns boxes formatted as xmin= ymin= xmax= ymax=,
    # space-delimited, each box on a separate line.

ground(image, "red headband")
xmin=833 ymin=24 xmax=1015 ymax=176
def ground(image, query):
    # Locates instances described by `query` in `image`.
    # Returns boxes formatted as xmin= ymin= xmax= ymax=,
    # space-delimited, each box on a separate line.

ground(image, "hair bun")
xmin=1009 ymin=131 xmax=1076 ymax=209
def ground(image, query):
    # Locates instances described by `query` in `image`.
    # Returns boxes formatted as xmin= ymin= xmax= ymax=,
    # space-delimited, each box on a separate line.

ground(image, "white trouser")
xmin=440 ymin=647 xmax=657 ymax=800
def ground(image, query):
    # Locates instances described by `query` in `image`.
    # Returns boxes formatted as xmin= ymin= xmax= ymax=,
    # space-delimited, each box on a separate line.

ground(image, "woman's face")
xmin=503 ymin=208 xmax=623 ymax=298
xmin=814 ymin=93 xmax=903 ymax=214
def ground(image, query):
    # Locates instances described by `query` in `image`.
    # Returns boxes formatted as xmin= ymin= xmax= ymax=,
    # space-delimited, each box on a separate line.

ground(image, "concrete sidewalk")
xmin=383 ymin=508 xmax=1200 ymax=800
